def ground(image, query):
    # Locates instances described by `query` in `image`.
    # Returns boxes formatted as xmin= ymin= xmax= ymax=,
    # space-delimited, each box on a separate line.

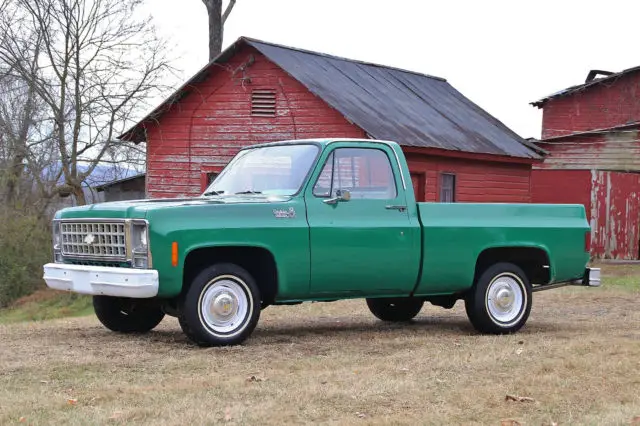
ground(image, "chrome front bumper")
xmin=43 ymin=263 xmax=159 ymax=298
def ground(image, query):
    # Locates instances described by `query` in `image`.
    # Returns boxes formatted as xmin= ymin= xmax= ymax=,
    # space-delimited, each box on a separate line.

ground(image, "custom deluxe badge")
xmin=273 ymin=207 xmax=296 ymax=218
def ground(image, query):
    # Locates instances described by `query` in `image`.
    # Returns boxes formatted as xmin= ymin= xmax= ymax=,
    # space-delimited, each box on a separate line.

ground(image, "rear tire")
xmin=366 ymin=297 xmax=424 ymax=322
xmin=178 ymin=263 xmax=261 ymax=347
xmin=93 ymin=296 xmax=165 ymax=333
xmin=465 ymin=262 xmax=532 ymax=334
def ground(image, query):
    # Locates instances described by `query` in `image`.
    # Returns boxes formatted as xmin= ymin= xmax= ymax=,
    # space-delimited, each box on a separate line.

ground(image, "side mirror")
xmin=337 ymin=189 xmax=351 ymax=201
xmin=323 ymin=189 xmax=351 ymax=205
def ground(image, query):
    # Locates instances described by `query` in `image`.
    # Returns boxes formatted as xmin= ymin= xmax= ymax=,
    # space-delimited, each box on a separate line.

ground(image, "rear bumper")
xmin=43 ymin=263 xmax=159 ymax=298
xmin=573 ymin=267 xmax=601 ymax=287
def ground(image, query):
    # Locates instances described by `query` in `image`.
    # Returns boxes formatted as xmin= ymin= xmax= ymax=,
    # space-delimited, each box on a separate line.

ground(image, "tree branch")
xmin=222 ymin=0 xmax=236 ymax=24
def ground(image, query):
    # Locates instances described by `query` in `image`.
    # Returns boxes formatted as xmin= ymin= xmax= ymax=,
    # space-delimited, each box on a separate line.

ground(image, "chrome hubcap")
xmin=486 ymin=274 xmax=525 ymax=325
xmin=200 ymin=278 xmax=249 ymax=334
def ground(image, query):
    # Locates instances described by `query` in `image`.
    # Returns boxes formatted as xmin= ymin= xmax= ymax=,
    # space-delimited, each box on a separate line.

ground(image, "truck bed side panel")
xmin=414 ymin=203 xmax=590 ymax=296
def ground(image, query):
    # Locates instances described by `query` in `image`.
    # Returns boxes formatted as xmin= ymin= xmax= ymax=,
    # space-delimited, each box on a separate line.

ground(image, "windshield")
xmin=203 ymin=144 xmax=320 ymax=196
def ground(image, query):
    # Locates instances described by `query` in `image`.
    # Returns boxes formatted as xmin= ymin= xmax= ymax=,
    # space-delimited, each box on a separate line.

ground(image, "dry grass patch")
xmin=0 ymin=266 xmax=639 ymax=425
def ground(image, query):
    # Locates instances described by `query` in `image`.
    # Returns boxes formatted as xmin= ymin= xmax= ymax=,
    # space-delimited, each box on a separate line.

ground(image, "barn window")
xmin=251 ymin=89 xmax=276 ymax=117
xmin=206 ymin=172 xmax=219 ymax=186
xmin=440 ymin=173 xmax=456 ymax=202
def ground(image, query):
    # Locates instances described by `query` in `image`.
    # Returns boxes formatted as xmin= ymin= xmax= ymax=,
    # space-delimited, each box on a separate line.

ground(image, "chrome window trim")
xmin=325 ymin=139 xmax=407 ymax=190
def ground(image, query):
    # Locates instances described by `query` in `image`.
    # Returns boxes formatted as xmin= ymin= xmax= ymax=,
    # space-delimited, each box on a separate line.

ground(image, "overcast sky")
xmin=145 ymin=0 xmax=640 ymax=140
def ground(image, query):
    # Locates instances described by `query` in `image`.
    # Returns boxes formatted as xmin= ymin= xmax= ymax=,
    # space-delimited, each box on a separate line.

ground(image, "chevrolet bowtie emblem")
xmin=84 ymin=233 xmax=96 ymax=245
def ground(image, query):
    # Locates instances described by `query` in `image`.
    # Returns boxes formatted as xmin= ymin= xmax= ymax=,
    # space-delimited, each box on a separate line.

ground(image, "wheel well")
xmin=183 ymin=246 xmax=278 ymax=305
xmin=475 ymin=247 xmax=551 ymax=285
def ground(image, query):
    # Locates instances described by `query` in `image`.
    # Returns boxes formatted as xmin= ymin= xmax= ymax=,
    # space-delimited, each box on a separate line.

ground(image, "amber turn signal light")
xmin=171 ymin=242 xmax=178 ymax=266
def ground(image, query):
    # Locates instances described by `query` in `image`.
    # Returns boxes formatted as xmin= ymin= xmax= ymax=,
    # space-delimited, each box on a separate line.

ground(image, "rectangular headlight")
xmin=52 ymin=220 xmax=62 ymax=263
xmin=130 ymin=220 xmax=151 ymax=269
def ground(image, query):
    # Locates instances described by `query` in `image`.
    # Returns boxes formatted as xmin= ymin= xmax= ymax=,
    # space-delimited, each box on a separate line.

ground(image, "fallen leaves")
xmin=505 ymin=394 xmax=535 ymax=403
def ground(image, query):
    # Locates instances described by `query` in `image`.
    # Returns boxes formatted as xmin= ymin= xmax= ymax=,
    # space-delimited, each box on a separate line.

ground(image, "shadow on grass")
xmin=93 ymin=314 xmax=586 ymax=349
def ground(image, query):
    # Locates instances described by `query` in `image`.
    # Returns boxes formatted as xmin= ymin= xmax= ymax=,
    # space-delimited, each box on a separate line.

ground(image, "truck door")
xmin=304 ymin=143 xmax=418 ymax=296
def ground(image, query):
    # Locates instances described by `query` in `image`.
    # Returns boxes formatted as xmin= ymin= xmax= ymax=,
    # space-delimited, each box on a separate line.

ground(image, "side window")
xmin=313 ymin=148 xmax=397 ymax=199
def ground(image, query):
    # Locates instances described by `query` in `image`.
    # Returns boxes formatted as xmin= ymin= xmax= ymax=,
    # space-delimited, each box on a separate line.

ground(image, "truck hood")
xmin=56 ymin=195 xmax=292 ymax=219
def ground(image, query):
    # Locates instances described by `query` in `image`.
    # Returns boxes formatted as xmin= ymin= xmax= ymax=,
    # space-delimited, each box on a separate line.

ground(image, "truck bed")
xmin=413 ymin=202 xmax=591 ymax=296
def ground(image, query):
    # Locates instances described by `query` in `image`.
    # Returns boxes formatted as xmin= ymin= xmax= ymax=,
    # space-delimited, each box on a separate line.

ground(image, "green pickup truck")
xmin=43 ymin=138 xmax=600 ymax=346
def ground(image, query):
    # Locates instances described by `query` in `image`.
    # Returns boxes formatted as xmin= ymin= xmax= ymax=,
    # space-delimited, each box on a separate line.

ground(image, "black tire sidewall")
xmin=466 ymin=262 xmax=532 ymax=334
xmin=366 ymin=297 xmax=424 ymax=322
xmin=93 ymin=296 xmax=165 ymax=333
xmin=180 ymin=263 xmax=261 ymax=346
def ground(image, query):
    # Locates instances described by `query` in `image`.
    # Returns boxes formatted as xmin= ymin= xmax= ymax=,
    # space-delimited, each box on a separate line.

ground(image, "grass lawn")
xmin=0 ymin=263 xmax=638 ymax=425
xmin=0 ymin=290 xmax=93 ymax=324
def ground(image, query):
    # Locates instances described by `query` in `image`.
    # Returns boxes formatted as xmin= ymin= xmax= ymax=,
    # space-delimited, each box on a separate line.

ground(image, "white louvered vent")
xmin=251 ymin=89 xmax=276 ymax=117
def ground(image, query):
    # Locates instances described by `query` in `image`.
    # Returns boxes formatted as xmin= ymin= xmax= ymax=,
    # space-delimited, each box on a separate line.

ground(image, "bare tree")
xmin=0 ymin=0 xmax=175 ymax=205
xmin=0 ymin=20 xmax=55 ymax=209
xmin=202 ymin=0 xmax=236 ymax=61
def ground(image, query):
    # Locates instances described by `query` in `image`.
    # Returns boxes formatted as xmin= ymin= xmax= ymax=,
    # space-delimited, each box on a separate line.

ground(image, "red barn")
xmin=531 ymin=67 xmax=640 ymax=259
xmin=119 ymin=37 xmax=541 ymax=205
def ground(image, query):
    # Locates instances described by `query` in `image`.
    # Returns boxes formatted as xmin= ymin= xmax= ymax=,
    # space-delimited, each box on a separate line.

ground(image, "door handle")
xmin=385 ymin=205 xmax=407 ymax=212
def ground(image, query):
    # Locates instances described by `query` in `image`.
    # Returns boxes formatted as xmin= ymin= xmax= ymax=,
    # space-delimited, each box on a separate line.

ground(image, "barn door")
xmin=410 ymin=172 xmax=426 ymax=202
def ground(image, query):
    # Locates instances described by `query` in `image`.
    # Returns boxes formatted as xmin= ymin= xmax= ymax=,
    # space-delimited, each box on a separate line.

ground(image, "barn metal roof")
xmin=120 ymin=37 xmax=541 ymax=160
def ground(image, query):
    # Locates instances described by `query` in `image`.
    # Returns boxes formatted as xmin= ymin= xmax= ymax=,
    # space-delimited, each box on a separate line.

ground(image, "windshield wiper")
xmin=203 ymin=190 xmax=224 ymax=196
xmin=235 ymin=190 xmax=262 ymax=195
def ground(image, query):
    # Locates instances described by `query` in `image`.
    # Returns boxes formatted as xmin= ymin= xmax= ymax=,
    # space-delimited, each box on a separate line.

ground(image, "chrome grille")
xmin=60 ymin=221 xmax=127 ymax=258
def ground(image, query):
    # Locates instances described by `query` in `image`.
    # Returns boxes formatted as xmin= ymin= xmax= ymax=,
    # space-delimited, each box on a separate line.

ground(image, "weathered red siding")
xmin=535 ymin=131 xmax=640 ymax=171
xmin=532 ymin=169 xmax=640 ymax=259
xmin=406 ymin=153 xmax=532 ymax=203
xmin=141 ymin=44 xmax=535 ymax=206
xmin=590 ymin=171 xmax=640 ymax=259
xmin=531 ymin=169 xmax=591 ymax=205
xmin=144 ymin=45 xmax=365 ymax=198
xmin=541 ymin=71 xmax=640 ymax=139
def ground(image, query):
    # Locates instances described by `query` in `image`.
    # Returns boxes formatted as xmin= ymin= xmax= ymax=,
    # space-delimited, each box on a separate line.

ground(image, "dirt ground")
xmin=1 ymin=268 xmax=639 ymax=425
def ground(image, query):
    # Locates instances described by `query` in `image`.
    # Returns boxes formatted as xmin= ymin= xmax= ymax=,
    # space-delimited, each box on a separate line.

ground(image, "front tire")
xmin=366 ymin=297 xmax=424 ymax=322
xmin=179 ymin=263 xmax=260 ymax=347
xmin=465 ymin=262 xmax=532 ymax=334
xmin=93 ymin=296 xmax=165 ymax=333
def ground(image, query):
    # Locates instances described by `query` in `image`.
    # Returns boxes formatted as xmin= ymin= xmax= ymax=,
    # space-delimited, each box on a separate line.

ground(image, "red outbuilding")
xmin=531 ymin=67 xmax=640 ymax=259
xmin=119 ymin=37 xmax=541 ymax=205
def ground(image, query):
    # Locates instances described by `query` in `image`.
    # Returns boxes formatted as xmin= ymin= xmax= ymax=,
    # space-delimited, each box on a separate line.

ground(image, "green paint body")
xmin=56 ymin=139 xmax=590 ymax=301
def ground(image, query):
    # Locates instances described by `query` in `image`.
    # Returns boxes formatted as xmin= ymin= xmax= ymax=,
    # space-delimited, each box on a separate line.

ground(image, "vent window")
xmin=251 ymin=89 xmax=276 ymax=117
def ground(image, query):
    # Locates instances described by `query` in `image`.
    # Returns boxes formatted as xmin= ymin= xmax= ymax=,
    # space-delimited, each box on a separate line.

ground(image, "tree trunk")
xmin=4 ymin=154 xmax=24 ymax=205
xmin=205 ymin=0 xmax=223 ymax=60
xmin=71 ymin=183 xmax=86 ymax=206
